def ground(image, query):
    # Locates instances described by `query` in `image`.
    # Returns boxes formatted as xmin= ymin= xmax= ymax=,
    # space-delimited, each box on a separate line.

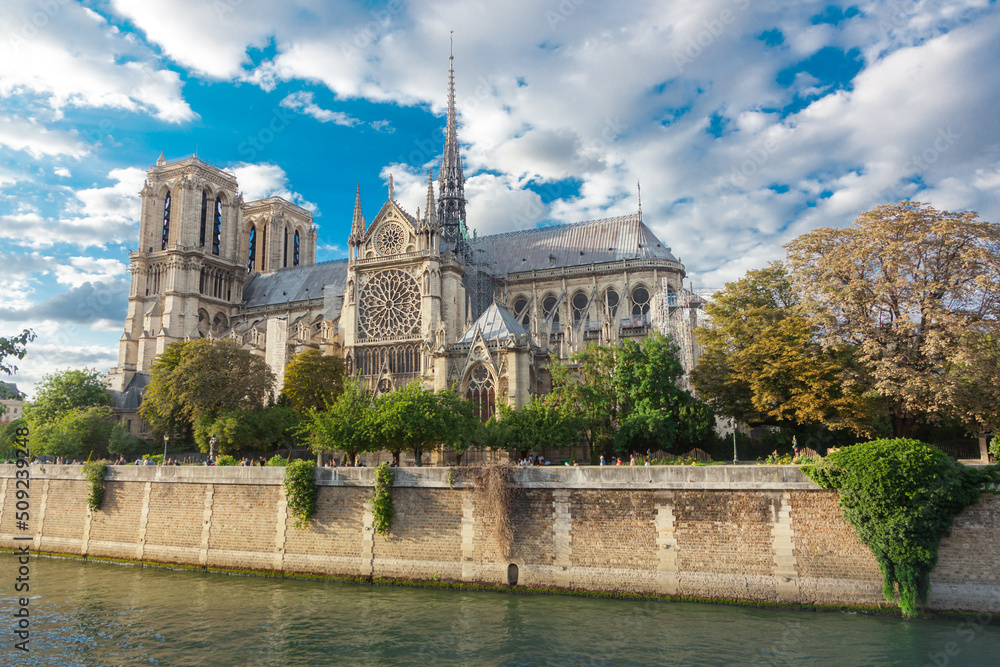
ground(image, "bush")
xmin=82 ymin=460 xmax=108 ymax=512
xmin=284 ymin=459 xmax=317 ymax=528
xmin=372 ymin=463 xmax=394 ymax=536
xmin=214 ymin=454 xmax=238 ymax=466
xmin=265 ymin=454 xmax=287 ymax=467
xmin=990 ymin=435 xmax=999 ymax=462
xmin=803 ymin=438 xmax=1000 ymax=617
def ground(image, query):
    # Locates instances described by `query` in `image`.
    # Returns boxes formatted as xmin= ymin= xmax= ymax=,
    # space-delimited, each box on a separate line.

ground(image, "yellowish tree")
xmin=785 ymin=201 xmax=1000 ymax=436
xmin=281 ymin=349 xmax=345 ymax=415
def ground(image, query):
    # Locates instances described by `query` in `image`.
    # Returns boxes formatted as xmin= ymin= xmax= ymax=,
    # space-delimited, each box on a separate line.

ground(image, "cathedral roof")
xmin=468 ymin=213 xmax=677 ymax=275
xmin=456 ymin=302 xmax=528 ymax=344
xmin=242 ymin=259 xmax=348 ymax=309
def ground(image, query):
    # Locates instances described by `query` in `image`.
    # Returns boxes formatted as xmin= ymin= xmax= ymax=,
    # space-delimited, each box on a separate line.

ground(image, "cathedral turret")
xmin=348 ymin=184 xmax=365 ymax=264
xmin=425 ymin=170 xmax=437 ymax=228
xmin=436 ymin=44 xmax=467 ymax=248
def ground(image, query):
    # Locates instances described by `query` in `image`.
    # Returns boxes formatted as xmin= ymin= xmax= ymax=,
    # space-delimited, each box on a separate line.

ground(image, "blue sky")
xmin=1 ymin=0 xmax=999 ymax=397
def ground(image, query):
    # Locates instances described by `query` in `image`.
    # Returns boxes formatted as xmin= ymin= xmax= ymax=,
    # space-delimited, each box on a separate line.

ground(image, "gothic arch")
xmin=464 ymin=362 xmax=496 ymax=421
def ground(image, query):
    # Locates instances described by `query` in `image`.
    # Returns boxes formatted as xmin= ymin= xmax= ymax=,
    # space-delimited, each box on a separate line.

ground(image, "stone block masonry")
xmin=1 ymin=464 xmax=997 ymax=613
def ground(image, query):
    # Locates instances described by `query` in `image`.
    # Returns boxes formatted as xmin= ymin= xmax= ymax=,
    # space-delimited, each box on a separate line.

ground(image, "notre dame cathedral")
xmin=108 ymin=56 xmax=699 ymax=437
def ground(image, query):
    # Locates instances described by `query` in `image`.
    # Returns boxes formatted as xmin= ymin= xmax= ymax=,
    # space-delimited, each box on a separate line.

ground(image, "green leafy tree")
xmin=107 ymin=422 xmax=152 ymax=458
xmin=306 ymin=378 xmax=377 ymax=464
xmin=493 ymin=400 xmax=582 ymax=457
xmin=0 ymin=418 xmax=27 ymax=460
xmin=141 ymin=339 xmax=275 ymax=438
xmin=33 ymin=406 xmax=116 ymax=459
xmin=785 ymin=201 xmax=1000 ymax=437
xmin=23 ymin=368 xmax=115 ymax=427
xmin=281 ymin=349 xmax=346 ymax=415
xmin=0 ymin=329 xmax=34 ymax=376
xmin=193 ymin=405 xmax=299 ymax=455
xmin=376 ymin=381 xmax=479 ymax=466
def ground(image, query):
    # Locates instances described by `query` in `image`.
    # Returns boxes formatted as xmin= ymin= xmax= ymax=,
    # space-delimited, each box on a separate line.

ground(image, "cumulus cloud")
xmin=229 ymin=162 xmax=318 ymax=213
xmin=0 ymin=167 xmax=146 ymax=249
xmin=0 ymin=115 xmax=87 ymax=158
xmin=0 ymin=0 xmax=195 ymax=123
xmin=53 ymin=257 xmax=127 ymax=288
xmin=279 ymin=92 xmax=361 ymax=127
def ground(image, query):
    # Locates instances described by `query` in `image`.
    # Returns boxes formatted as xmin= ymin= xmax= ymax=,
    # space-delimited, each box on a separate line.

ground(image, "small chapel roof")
xmin=456 ymin=302 xmax=528 ymax=345
xmin=469 ymin=213 xmax=677 ymax=275
xmin=242 ymin=259 xmax=348 ymax=309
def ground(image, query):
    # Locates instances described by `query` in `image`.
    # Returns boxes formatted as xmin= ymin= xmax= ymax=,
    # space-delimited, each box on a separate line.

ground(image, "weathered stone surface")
xmin=0 ymin=465 xmax=996 ymax=613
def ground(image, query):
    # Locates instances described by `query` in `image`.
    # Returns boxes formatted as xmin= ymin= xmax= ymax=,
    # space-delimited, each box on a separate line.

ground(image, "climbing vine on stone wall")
xmin=803 ymin=438 xmax=1000 ymax=617
xmin=372 ymin=463 xmax=394 ymax=535
xmin=283 ymin=459 xmax=317 ymax=529
xmin=82 ymin=460 xmax=108 ymax=512
xmin=474 ymin=462 xmax=519 ymax=560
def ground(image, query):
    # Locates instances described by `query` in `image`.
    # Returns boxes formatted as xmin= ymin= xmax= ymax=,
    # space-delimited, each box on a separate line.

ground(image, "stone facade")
xmin=106 ymin=59 xmax=699 ymax=434
xmin=2 ymin=464 xmax=997 ymax=613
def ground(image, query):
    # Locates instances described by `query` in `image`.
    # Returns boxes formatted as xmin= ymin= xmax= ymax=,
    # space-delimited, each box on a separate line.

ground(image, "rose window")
xmin=358 ymin=269 xmax=421 ymax=339
xmin=375 ymin=222 xmax=406 ymax=255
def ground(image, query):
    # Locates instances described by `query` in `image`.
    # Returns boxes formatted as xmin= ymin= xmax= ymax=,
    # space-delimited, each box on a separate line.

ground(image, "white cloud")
xmin=0 ymin=115 xmax=87 ymax=158
xmin=0 ymin=0 xmax=195 ymax=123
xmin=0 ymin=167 xmax=145 ymax=249
xmin=279 ymin=92 xmax=361 ymax=127
xmin=54 ymin=167 xmax=72 ymax=178
xmin=53 ymin=257 xmax=127 ymax=288
xmin=229 ymin=162 xmax=318 ymax=213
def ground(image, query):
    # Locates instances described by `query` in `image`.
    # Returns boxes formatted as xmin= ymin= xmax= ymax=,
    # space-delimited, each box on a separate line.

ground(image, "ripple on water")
xmin=2 ymin=557 xmax=998 ymax=666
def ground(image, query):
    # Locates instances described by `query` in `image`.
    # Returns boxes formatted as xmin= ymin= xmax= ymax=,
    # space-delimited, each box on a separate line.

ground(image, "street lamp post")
xmin=731 ymin=418 xmax=738 ymax=465
xmin=163 ymin=434 xmax=169 ymax=464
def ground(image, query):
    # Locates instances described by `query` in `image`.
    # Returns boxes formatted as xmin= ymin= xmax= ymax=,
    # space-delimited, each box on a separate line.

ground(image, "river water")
xmin=2 ymin=557 xmax=998 ymax=666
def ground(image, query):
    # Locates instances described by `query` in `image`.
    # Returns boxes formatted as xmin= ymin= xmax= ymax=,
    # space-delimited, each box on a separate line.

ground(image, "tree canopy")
xmin=375 ymin=381 xmax=479 ymax=466
xmin=0 ymin=329 xmax=34 ymax=376
xmin=23 ymin=368 xmax=115 ymax=427
xmin=141 ymin=339 xmax=275 ymax=438
xmin=281 ymin=349 xmax=345 ymax=415
xmin=306 ymin=378 xmax=377 ymax=464
xmin=690 ymin=262 xmax=877 ymax=434
xmin=785 ymin=201 xmax=1000 ymax=436
xmin=544 ymin=332 xmax=714 ymax=456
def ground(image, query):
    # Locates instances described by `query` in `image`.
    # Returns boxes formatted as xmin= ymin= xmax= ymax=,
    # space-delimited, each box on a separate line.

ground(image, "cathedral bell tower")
xmin=109 ymin=155 xmax=245 ymax=390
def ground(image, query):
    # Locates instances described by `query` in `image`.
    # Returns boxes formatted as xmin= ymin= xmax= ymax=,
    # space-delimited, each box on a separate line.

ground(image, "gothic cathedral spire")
xmin=436 ymin=36 xmax=466 ymax=247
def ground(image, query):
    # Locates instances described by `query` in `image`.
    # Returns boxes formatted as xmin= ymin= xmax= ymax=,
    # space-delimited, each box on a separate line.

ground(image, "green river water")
xmin=2 ymin=556 xmax=998 ymax=666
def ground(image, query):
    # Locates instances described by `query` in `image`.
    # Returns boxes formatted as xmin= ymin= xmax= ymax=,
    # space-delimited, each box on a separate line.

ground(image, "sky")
xmin=1 ymin=0 xmax=998 ymax=398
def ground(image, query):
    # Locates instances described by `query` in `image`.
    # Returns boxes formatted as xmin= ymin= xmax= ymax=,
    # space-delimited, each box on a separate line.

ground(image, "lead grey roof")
xmin=456 ymin=302 xmax=528 ymax=344
xmin=242 ymin=259 xmax=348 ymax=308
xmin=469 ymin=213 xmax=676 ymax=275
xmin=109 ymin=372 xmax=150 ymax=411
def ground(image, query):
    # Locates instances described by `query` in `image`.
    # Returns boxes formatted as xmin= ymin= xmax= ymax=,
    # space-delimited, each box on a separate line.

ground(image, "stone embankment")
xmin=1 ymin=464 xmax=996 ymax=613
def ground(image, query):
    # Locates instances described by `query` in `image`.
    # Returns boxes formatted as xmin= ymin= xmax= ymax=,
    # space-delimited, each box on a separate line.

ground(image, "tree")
xmin=281 ymin=349 xmax=346 ymax=415
xmin=141 ymin=339 xmax=275 ymax=437
xmin=492 ymin=400 xmax=582 ymax=457
xmin=306 ymin=378 xmax=377 ymax=465
xmin=785 ymin=201 xmax=1000 ymax=437
xmin=376 ymin=381 xmax=478 ymax=466
xmin=194 ymin=405 xmax=300 ymax=455
xmin=23 ymin=368 xmax=115 ymax=427
xmin=33 ymin=406 xmax=116 ymax=459
xmin=690 ymin=262 xmax=879 ymax=435
xmin=0 ymin=329 xmax=34 ymax=376
xmin=545 ymin=333 xmax=714 ymax=457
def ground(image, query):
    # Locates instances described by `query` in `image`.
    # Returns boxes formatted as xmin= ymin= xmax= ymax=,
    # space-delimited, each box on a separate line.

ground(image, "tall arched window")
xmin=294 ymin=229 xmax=301 ymax=266
xmin=606 ymin=288 xmax=620 ymax=321
xmin=542 ymin=294 xmax=559 ymax=328
xmin=513 ymin=296 xmax=529 ymax=328
xmin=572 ymin=291 xmax=589 ymax=326
xmin=283 ymin=226 xmax=289 ymax=268
xmin=212 ymin=197 xmax=222 ymax=256
xmin=199 ymin=190 xmax=208 ymax=247
xmin=631 ymin=285 xmax=650 ymax=325
xmin=260 ymin=226 xmax=267 ymax=271
xmin=247 ymin=225 xmax=257 ymax=273
xmin=161 ymin=191 xmax=171 ymax=250
xmin=466 ymin=364 xmax=495 ymax=422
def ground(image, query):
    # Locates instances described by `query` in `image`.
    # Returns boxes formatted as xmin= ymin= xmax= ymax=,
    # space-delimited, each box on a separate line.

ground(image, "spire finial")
xmin=438 ymin=36 xmax=466 ymax=245
xmin=425 ymin=169 xmax=437 ymax=226
xmin=637 ymin=179 xmax=642 ymax=219
xmin=351 ymin=184 xmax=365 ymax=237
xmin=388 ymin=173 xmax=394 ymax=200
